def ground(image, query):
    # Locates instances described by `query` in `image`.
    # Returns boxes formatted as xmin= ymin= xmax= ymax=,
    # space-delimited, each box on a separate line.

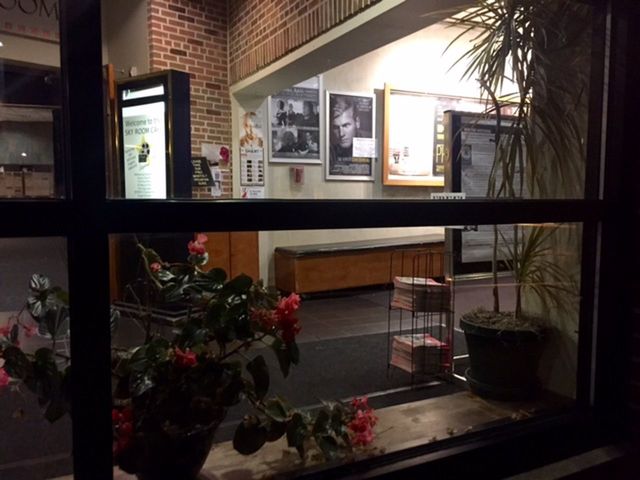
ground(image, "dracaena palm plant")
xmin=446 ymin=0 xmax=589 ymax=324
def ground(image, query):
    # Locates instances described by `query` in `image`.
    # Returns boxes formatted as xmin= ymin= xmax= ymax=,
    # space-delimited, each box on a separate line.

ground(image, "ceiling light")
xmin=0 ymin=41 xmax=4 ymax=47
xmin=21 ymin=152 xmax=27 ymax=157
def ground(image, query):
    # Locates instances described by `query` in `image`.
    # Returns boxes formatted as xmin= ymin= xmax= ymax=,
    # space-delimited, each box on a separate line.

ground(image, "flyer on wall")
xmin=122 ymin=101 xmax=167 ymax=199
xmin=239 ymin=108 xmax=265 ymax=186
xmin=269 ymin=76 xmax=321 ymax=164
xmin=326 ymin=91 xmax=375 ymax=181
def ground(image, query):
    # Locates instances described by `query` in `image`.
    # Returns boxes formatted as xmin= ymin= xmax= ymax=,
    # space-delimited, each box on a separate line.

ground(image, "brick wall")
xmin=147 ymin=0 xmax=232 ymax=199
xmin=228 ymin=0 xmax=382 ymax=83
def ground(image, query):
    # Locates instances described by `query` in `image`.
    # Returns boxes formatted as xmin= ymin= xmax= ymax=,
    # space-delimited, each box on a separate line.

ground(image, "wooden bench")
xmin=274 ymin=234 xmax=445 ymax=294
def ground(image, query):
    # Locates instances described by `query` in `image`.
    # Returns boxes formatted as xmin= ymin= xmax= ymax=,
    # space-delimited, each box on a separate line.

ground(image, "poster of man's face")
xmin=269 ymin=77 xmax=321 ymax=164
xmin=326 ymin=92 xmax=375 ymax=181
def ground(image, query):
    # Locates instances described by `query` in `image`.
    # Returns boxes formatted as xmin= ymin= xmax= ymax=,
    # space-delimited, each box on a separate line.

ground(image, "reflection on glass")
xmin=0 ymin=237 xmax=72 ymax=478
xmin=107 ymin=223 xmax=581 ymax=477
xmin=1 ymin=18 xmax=63 ymax=199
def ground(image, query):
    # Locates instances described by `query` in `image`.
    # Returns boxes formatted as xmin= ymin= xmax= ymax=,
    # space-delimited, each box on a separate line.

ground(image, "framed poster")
xmin=268 ymin=76 xmax=322 ymax=164
xmin=382 ymin=84 xmax=489 ymax=187
xmin=239 ymin=107 xmax=265 ymax=186
xmin=444 ymin=111 xmax=524 ymax=275
xmin=325 ymin=91 xmax=375 ymax=181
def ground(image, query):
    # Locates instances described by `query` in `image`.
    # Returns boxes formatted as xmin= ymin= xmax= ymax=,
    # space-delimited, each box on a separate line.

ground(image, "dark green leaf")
xmin=128 ymin=346 xmax=149 ymax=373
xmin=29 ymin=273 xmax=51 ymax=292
xmin=145 ymin=338 xmax=169 ymax=363
xmin=289 ymin=341 xmax=300 ymax=365
xmin=155 ymin=269 xmax=175 ymax=282
xmin=161 ymin=283 xmax=185 ymax=303
xmin=271 ymin=338 xmax=291 ymax=378
xmin=316 ymin=435 xmax=340 ymax=461
xmin=265 ymin=420 xmax=287 ymax=442
xmin=312 ymin=409 xmax=330 ymax=436
xmin=233 ymin=416 xmax=267 ymax=455
xmin=130 ymin=371 xmax=154 ymax=397
xmin=264 ymin=397 xmax=288 ymax=423
xmin=44 ymin=396 xmax=68 ymax=423
xmin=286 ymin=412 xmax=307 ymax=457
xmin=225 ymin=274 xmax=253 ymax=294
xmin=246 ymin=355 xmax=269 ymax=401
xmin=2 ymin=346 xmax=31 ymax=379
xmin=202 ymin=268 xmax=227 ymax=283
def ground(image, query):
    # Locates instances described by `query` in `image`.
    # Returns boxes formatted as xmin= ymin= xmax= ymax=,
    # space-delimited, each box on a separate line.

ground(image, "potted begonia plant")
xmin=0 ymin=234 xmax=377 ymax=479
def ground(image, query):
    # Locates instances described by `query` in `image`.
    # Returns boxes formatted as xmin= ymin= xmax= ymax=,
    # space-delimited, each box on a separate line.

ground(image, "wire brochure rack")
xmin=387 ymin=248 xmax=454 ymax=383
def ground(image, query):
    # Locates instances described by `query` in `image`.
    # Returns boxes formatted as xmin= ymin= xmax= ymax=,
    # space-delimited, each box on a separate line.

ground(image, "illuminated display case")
xmin=115 ymin=70 xmax=191 ymax=199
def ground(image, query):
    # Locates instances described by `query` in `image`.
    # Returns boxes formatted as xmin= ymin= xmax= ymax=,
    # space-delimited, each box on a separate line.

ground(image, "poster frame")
xmin=382 ymin=84 xmax=495 ymax=187
xmin=267 ymin=76 xmax=323 ymax=165
xmin=325 ymin=90 xmax=376 ymax=182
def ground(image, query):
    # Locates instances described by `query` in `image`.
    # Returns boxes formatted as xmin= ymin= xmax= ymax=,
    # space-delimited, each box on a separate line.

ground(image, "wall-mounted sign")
xmin=239 ymin=108 xmax=265 ymax=186
xmin=0 ymin=0 xmax=60 ymax=41
xmin=191 ymin=156 xmax=214 ymax=187
xmin=122 ymin=100 xmax=166 ymax=199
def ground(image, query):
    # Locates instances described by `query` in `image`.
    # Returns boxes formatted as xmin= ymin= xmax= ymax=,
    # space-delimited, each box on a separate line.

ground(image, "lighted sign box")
xmin=116 ymin=70 xmax=191 ymax=199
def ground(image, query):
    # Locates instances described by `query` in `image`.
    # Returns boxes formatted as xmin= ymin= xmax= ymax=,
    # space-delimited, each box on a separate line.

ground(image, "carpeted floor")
xmin=216 ymin=328 xmax=466 ymax=441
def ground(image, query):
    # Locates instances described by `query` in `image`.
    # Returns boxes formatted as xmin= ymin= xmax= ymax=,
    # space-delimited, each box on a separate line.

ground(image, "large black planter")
xmin=460 ymin=317 xmax=546 ymax=401
xmin=118 ymin=419 xmax=222 ymax=480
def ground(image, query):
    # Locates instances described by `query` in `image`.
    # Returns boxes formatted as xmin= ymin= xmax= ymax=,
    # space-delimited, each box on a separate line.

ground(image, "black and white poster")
xmin=269 ymin=76 xmax=321 ymax=164
xmin=326 ymin=91 xmax=375 ymax=181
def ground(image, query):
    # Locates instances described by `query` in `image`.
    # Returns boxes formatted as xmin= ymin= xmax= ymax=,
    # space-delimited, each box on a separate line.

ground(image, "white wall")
xmin=102 ymin=0 xmax=149 ymax=79
xmin=231 ymin=22 xmax=507 ymax=284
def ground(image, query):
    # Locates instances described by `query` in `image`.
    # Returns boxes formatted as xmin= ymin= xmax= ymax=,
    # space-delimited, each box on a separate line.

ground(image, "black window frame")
xmin=0 ymin=0 xmax=636 ymax=478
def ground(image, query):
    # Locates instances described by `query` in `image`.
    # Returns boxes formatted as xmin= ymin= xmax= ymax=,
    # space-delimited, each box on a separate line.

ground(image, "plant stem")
xmin=218 ymin=333 xmax=269 ymax=361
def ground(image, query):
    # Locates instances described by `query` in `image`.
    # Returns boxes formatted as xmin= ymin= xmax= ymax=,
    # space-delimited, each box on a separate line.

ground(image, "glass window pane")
xmin=0 ymin=10 xmax=64 ymax=199
xmin=108 ymin=222 xmax=582 ymax=477
xmin=103 ymin=2 xmax=597 ymax=201
xmin=0 ymin=237 xmax=72 ymax=479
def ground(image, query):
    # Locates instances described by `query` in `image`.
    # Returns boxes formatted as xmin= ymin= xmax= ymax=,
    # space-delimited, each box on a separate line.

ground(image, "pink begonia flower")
xmin=0 ymin=325 xmax=11 ymax=337
xmin=274 ymin=293 xmax=302 ymax=344
xmin=351 ymin=396 xmax=371 ymax=411
xmin=0 ymin=368 xmax=10 ymax=387
xmin=150 ymin=262 xmax=162 ymax=273
xmin=187 ymin=241 xmax=206 ymax=255
xmin=348 ymin=408 xmax=378 ymax=446
xmin=196 ymin=233 xmax=208 ymax=244
xmin=174 ymin=347 xmax=197 ymax=368
xmin=24 ymin=325 xmax=38 ymax=338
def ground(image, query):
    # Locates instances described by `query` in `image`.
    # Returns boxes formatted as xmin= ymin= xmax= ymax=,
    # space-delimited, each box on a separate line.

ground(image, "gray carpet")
xmin=217 ymin=329 xmax=466 ymax=441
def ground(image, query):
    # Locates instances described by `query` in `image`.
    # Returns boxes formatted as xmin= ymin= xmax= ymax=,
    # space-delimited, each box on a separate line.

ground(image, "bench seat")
xmin=274 ymin=234 xmax=445 ymax=294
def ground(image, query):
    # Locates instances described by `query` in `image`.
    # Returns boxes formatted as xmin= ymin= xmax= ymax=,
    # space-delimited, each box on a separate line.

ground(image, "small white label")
xmin=352 ymin=137 xmax=376 ymax=158
xmin=430 ymin=192 xmax=466 ymax=200
xmin=241 ymin=186 xmax=265 ymax=199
